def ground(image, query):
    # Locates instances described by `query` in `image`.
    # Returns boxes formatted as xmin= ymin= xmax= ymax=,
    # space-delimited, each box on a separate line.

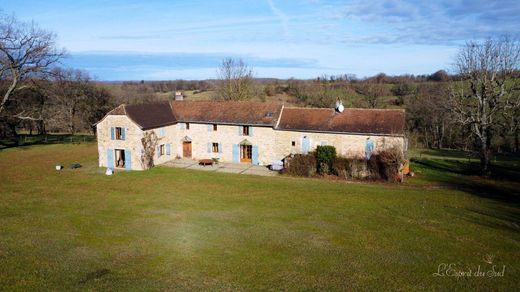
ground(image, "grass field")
xmin=0 ymin=144 xmax=519 ymax=291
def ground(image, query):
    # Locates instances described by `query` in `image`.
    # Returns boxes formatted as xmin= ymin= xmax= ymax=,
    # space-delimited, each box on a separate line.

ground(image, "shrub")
xmin=366 ymin=156 xmax=382 ymax=180
xmin=376 ymin=147 xmax=404 ymax=181
xmin=316 ymin=145 xmax=336 ymax=175
xmin=332 ymin=157 xmax=349 ymax=178
xmin=285 ymin=154 xmax=317 ymax=177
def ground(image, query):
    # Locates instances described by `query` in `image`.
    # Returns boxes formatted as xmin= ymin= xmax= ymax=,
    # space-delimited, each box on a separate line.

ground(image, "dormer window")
xmin=266 ymin=112 xmax=273 ymax=117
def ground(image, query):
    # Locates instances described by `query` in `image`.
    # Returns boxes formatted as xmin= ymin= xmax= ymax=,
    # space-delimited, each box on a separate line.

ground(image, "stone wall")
xmin=274 ymin=130 xmax=405 ymax=160
xmin=158 ymin=122 xmax=276 ymax=165
xmin=97 ymin=115 xmax=406 ymax=170
xmin=96 ymin=115 xmax=145 ymax=170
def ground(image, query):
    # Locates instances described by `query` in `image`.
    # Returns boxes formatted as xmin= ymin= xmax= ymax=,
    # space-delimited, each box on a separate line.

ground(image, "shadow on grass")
xmin=413 ymin=158 xmax=520 ymax=233
xmin=0 ymin=134 xmax=96 ymax=150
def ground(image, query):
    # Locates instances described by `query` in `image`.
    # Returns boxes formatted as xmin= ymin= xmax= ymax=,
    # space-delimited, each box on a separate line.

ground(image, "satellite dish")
xmin=335 ymin=97 xmax=344 ymax=113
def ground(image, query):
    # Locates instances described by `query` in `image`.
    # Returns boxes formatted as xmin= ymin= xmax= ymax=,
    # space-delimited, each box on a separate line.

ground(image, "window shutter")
xmin=249 ymin=127 xmax=253 ymax=137
xmin=207 ymin=142 xmax=211 ymax=153
xmin=125 ymin=149 xmax=131 ymax=170
xmin=302 ymin=137 xmax=310 ymax=154
xmin=166 ymin=144 xmax=171 ymax=155
xmin=110 ymin=127 xmax=115 ymax=140
xmin=238 ymin=126 xmax=242 ymax=136
xmin=180 ymin=123 xmax=184 ymax=130
xmin=207 ymin=124 xmax=211 ymax=132
xmin=156 ymin=146 xmax=160 ymax=157
xmin=121 ymin=128 xmax=125 ymax=140
xmin=232 ymin=144 xmax=239 ymax=163
xmin=218 ymin=143 xmax=222 ymax=153
xmin=107 ymin=148 xmax=114 ymax=169
xmin=252 ymin=145 xmax=259 ymax=165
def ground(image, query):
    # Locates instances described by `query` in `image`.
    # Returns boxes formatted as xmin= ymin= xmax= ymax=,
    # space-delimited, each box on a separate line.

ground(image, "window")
xmin=186 ymin=123 xmax=190 ymax=130
xmin=213 ymin=124 xmax=218 ymax=131
xmin=159 ymin=127 xmax=165 ymax=137
xmin=291 ymin=141 xmax=296 ymax=146
xmin=242 ymin=126 xmax=250 ymax=136
xmin=115 ymin=127 xmax=123 ymax=140
xmin=212 ymin=142 xmax=219 ymax=153
xmin=159 ymin=144 xmax=165 ymax=156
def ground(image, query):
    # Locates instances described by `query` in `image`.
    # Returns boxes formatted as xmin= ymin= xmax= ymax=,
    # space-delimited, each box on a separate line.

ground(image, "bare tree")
xmin=0 ymin=14 xmax=65 ymax=117
xmin=49 ymin=68 xmax=92 ymax=134
xmin=215 ymin=58 xmax=254 ymax=100
xmin=448 ymin=37 xmax=520 ymax=174
xmin=354 ymin=82 xmax=390 ymax=108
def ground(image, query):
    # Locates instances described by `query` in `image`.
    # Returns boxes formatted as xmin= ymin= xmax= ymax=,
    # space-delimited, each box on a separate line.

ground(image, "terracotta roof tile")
xmin=170 ymin=100 xmax=282 ymax=126
xmin=277 ymin=107 xmax=405 ymax=135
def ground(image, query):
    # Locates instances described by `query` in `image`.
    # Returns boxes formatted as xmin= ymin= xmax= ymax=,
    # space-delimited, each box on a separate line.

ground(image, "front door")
xmin=115 ymin=149 xmax=126 ymax=168
xmin=183 ymin=141 xmax=192 ymax=158
xmin=240 ymin=145 xmax=252 ymax=163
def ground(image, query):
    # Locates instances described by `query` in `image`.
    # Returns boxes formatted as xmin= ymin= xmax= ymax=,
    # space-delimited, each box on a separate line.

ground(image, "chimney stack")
xmin=175 ymin=91 xmax=184 ymax=101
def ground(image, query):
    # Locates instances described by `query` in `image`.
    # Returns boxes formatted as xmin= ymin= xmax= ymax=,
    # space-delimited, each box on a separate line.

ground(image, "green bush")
xmin=316 ymin=145 xmax=337 ymax=175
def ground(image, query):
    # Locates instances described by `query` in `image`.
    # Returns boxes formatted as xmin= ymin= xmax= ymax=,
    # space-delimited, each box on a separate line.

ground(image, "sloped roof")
xmin=100 ymin=101 xmax=405 ymax=135
xmin=170 ymin=100 xmax=282 ymax=126
xmin=124 ymin=102 xmax=176 ymax=130
xmin=277 ymin=107 xmax=405 ymax=135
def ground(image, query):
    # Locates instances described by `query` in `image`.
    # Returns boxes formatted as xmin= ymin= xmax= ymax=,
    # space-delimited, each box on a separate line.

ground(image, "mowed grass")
xmin=0 ymin=144 xmax=519 ymax=291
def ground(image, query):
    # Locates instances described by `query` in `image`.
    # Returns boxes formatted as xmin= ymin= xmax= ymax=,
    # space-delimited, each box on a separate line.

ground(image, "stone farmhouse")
xmin=96 ymin=100 xmax=406 ymax=170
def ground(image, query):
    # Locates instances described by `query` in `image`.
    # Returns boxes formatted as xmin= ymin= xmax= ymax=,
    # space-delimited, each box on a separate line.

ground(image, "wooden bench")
xmin=199 ymin=159 xmax=214 ymax=166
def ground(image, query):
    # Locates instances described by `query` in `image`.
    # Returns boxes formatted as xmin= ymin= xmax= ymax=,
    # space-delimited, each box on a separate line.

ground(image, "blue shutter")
xmin=252 ymin=145 xmax=259 ymax=165
xmin=249 ymin=127 xmax=253 ymax=137
xmin=218 ymin=143 xmax=222 ymax=153
xmin=110 ymin=127 xmax=115 ymax=140
xmin=166 ymin=144 xmax=171 ymax=155
xmin=207 ymin=124 xmax=212 ymax=132
xmin=207 ymin=142 xmax=211 ymax=153
xmin=302 ymin=136 xmax=310 ymax=154
xmin=125 ymin=149 xmax=131 ymax=170
xmin=238 ymin=126 xmax=242 ymax=136
xmin=365 ymin=139 xmax=374 ymax=160
xmin=233 ymin=144 xmax=239 ymax=163
xmin=107 ymin=148 xmax=114 ymax=169
xmin=180 ymin=123 xmax=184 ymax=130
xmin=156 ymin=146 xmax=160 ymax=157
xmin=121 ymin=128 xmax=125 ymax=140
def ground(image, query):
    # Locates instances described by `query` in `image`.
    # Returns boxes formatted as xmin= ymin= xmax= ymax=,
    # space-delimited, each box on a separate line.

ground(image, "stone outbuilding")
xmin=95 ymin=100 xmax=406 ymax=170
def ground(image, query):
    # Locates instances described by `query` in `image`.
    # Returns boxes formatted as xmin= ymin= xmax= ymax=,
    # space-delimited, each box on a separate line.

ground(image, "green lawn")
xmin=0 ymin=144 xmax=519 ymax=291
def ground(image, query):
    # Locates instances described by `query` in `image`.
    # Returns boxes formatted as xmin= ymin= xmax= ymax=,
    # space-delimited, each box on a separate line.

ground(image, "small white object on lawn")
xmin=105 ymin=168 xmax=113 ymax=176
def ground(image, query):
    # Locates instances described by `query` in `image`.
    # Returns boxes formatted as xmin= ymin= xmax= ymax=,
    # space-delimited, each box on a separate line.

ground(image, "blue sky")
xmin=2 ymin=0 xmax=519 ymax=80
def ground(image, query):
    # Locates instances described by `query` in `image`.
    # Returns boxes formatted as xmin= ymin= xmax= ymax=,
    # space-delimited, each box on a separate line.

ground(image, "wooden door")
xmin=240 ymin=145 xmax=252 ymax=163
xmin=183 ymin=142 xmax=192 ymax=158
